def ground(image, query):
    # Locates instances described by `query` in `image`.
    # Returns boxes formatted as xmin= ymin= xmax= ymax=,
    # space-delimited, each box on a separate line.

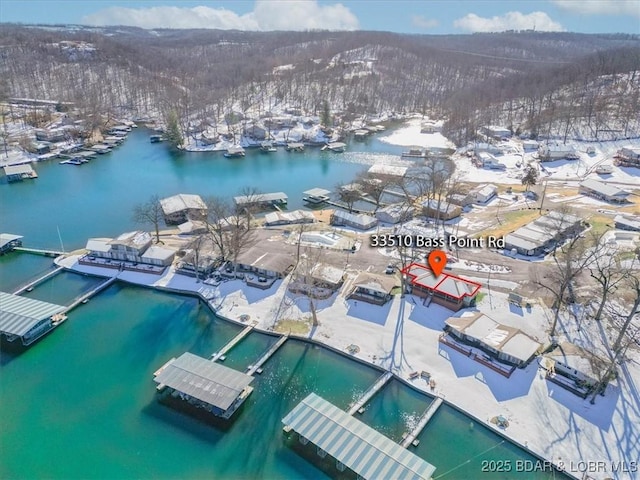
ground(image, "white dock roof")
xmin=283 ymin=393 xmax=436 ymax=480
xmin=0 ymin=234 xmax=23 ymax=249
xmin=153 ymin=352 xmax=254 ymax=411
xmin=0 ymin=292 xmax=65 ymax=337
xmin=3 ymin=164 xmax=34 ymax=175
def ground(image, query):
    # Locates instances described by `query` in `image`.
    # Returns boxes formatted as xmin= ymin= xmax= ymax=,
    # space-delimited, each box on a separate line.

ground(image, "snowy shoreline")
xmin=56 ymin=252 xmax=637 ymax=480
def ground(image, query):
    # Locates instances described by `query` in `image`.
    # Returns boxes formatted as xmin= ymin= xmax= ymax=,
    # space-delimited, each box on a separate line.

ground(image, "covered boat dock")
xmin=233 ymin=192 xmax=288 ymax=211
xmin=153 ymin=352 xmax=254 ymax=420
xmin=282 ymin=393 xmax=436 ymax=479
xmin=0 ymin=292 xmax=66 ymax=346
xmin=302 ymin=188 xmax=331 ymax=205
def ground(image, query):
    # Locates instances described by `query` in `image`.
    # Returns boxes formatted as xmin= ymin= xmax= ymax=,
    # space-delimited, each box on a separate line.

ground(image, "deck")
xmin=13 ymin=266 xmax=64 ymax=295
xmin=211 ymin=324 xmax=255 ymax=362
xmin=246 ymin=334 xmax=288 ymax=376
xmin=401 ymin=397 xmax=444 ymax=448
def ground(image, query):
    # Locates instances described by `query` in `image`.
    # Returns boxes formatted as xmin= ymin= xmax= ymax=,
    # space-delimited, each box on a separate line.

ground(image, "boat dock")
xmin=211 ymin=323 xmax=256 ymax=362
xmin=13 ymin=247 xmax=64 ymax=257
xmin=348 ymin=371 xmax=393 ymax=415
xmin=246 ymin=334 xmax=289 ymax=376
xmin=13 ymin=266 xmax=64 ymax=295
xmin=401 ymin=397 xmax=444 ymax=448
xmin=62 ymin=276 xmax=118 ymax=313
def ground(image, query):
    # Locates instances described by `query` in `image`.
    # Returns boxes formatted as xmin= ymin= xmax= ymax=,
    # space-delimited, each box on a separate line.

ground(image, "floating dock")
xmin=62 ymin=276 xmax=118 ymax=313
xmin=211 ymin=324 xmax=255 ymax=362
xmin=401 ymin=397 xmax=444 ymax=448
xmin=13 ymin=266 xmax=64 ymax=295
xmin=348 ymin=371 xmax=393 ymax=415
xmin=246 ymin=334 xmax=288 ymax=376
xmin=13 ymin=247 xmax=64 ymax=257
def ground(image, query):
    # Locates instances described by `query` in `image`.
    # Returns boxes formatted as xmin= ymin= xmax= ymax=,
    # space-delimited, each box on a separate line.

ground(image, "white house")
xmin=375 ymin=204 xmax=414 ymax=224
xmin=470 ymin=184 xmax=498 ymax=204
xmin=538 ymin=143 xmax=578 ymax=161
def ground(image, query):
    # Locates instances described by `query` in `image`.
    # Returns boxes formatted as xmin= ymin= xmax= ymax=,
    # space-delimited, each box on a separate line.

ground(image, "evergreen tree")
xmin=521 ymin=166 xmax=538 ymax=192
xmin=165 ymin=110 xmax=183 ymax=149
xmin=321 ymin=100 xmax=332 ymax=128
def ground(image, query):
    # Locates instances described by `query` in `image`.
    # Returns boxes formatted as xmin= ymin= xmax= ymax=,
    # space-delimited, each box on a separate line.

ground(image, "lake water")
xmin=0 ymin=130 xmax=566 ymax=479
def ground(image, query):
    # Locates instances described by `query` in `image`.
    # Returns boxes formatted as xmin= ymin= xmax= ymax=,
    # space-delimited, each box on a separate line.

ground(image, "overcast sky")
xmin=2 ymin=0 xmax=639 ymax=34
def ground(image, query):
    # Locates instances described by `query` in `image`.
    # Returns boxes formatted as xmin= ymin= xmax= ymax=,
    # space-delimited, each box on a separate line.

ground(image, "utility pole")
xmin=539 ymin=180 xmax=548 ymax=214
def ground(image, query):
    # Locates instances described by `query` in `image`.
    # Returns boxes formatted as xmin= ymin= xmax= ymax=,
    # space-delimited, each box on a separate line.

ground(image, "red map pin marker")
xmin=428 ymin=250 xmax=447 ymax=277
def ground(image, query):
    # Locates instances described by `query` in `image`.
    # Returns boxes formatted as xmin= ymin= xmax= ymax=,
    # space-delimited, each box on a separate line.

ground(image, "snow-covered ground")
xmin=57 ymin=253 xmax=640 ymax=480
xmin=379 ymin=118 xmax=640 ymax=188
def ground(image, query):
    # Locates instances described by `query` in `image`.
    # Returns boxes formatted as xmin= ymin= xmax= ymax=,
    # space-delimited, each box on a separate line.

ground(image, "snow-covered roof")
xmin=352 ymin=272 xmax=396 ymax=295
xmin=109 ymin=231 xmax=152 ymax=248
xmin=614 ymin=215 xmax=640 ymax=231
xmin=177 ymin=220 xmax=208 ymax=234
xmin=472 ymin=184 xmax=497 ymax=197
xmin=160 ymin=194 xmax=207 ymax=215
xmin=402 ymin=263 xmax=481 ymax=300
xmin=311 ymin=263 xmax=345 ymax=285
xmin=86 ymin=238 xmax=111 ymax=253
xmin=331 ymin=210 xmax=378 ymax=229
xmin=141 ymin=245 xmax=175 ymax=261
xmin=3 ymin=164 xmax=34 ymax=175
xmin=264 ymin=210 xmax=315 ymax=226
xmin=580 ymin=179 xmax=629 ymax=198
xmin=368 ymin=164 xmax=408 ymax=177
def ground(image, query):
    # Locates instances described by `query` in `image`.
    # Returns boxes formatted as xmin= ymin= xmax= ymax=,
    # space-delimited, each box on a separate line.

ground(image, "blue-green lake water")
xmin=0 ymin=131 xmax=566 ymax=479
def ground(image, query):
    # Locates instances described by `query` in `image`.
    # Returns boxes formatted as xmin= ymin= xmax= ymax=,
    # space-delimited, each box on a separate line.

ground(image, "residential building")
xmin=401 ymin=263 xmax=481 ymax=311
xmin=347 ymin=272 xmax=397 ymax=305
xmin=444 ymin=312 xmax=542 ymax=367
xmin=542 ymin=342 xmax=607 ymax=398
xmin=234 ymin=245 xmax=294 ymax=279
xmin=504 ymin=210 xmax=583 ymax=256
xmin=375 ymin=204 xmax=414 ymax=224
xmin=614 ymin=214 xmax=640 ymax=232
xmin=421 ymin=199 xmax=462 ymax=221
xmin=330 ymin=210 xmax=378 ymax=231
xmin=538 ymin=143 xmax=578 ymax=161
xmin=469 ymin=184 xmax=498 ymax=204
xmin=480 ymin=125 xmax=511 ymax=140
xmin=617 ymin=146 xmax=640 ymax=167
xmin=160 ymin=194 xmax=208 ymax=225
xmin=579 ymin=179 xmax=630 ymax=204
xmin=264 ymin=210 xmax=315 ymax=227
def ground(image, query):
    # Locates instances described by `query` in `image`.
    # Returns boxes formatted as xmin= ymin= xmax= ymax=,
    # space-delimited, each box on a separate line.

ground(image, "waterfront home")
xmin=83 ymin=231 xmax=175 ymax=270
xmin=538 ymin=143 xmax=578 ymax=161
xmin=153 ymin=352 xmax=254 ymax=420
xmin=579 ymin=179 xmax=630 ymax=204
xmin=617 ymin=146 xmax=640 ymax=167
xmin=504 ymin=210 xmax=583 ymax=256
xmin=444 ymin=312 xmax=542 ymax=368
xmin=0 ymin=234 xmax=23 ymax=255
xmin=347 ymin=272 xmax=397 ymax=305
xmin=176 ymin=250 xmax=218 ymax=279
xmin=288 ymin=263 xmax=345 ymax=299
xmin=542 ymin=342 xmax=607 ymax=398
xmin=480 ymin=125 xmax=511 ymax=140
xmin=421 ymin=199 xmax=461 ymax=221
xmin=375 ymin=204 xmax=414 ymax=224
xmin=234 ymin=245 xmax=294 ymax=279
xmin=3 ymin=164 xmax=37 ymax=182
xmin=244 ymin=124 xmax=268 ymax=140
xmin=35 ymin=128 xmax=66 ymax=142
xmin=330 ymin=210 xmax=378 ymax=231
xmin=469 ymin=184 xmax=498 ymax=204
xmin=614 ymin=214 xmax=640 ymax=232
xmin=140 ymin=245 xmax=176 ymax=267
xmin=160 ymin=193 xmax=208 ymax=225
xmin=401 ymin=263 xmax=481 ymax=311
xmin=0 ymin=292 xmax=66 ymax=346
xmin=473 ymin=142 xmax=501 ymax=155
xmin=420 ymin=120 xmax=441 ymax=133
xmin=264 ymin=210 xmax=315 ymax=227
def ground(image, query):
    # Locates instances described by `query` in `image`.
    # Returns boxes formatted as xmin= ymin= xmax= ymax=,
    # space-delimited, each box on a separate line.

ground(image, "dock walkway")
xmin=348 ymin=371 xmax=393 ymax=415
xmin=14 ymin=247 xmax=64 ymax=257
xmin=211 ymin=324 xmax=255 ymax=362
xmin=13 ymin=266 xmax=64 ymax=295
xmin=246 ymin=334 xmax=288 ymax=375
xmin=63 ymin=276 xmax=118 ymax=313
xmin=401 ymin=397 xmax=444 ymax=448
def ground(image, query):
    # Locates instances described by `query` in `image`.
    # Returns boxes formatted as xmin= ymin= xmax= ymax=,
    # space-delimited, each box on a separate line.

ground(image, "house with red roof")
xmin=401 ymin=262 xmax=481 ymax=311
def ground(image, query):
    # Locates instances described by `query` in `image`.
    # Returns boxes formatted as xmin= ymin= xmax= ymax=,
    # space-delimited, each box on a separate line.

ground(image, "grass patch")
xmin=475 ymin=292 xmax=487 ymax=303
xmin=391 ymin=286 xmax=402 ymax=295
xmin=480 ymin=209 xmax=542 ymax=238
xmin=586 ymin=215 xmax=613 ymax=235
xmin=274 ymin=318 xmax=311 ymax=335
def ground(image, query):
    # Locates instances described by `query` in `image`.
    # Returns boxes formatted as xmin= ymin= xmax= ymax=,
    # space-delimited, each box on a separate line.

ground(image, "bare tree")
xmin=133 ymin=194 xmax=163 ymax=244
xmin=335 ymin=181 xmax=362 ymax=213
xmin=589 ymin=242 xmax=626 ymax=322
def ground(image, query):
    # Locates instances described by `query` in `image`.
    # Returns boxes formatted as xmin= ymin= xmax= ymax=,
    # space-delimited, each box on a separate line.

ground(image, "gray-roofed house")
xmin=579 ymin=179 xmax=630 ymax=204
xmin=282 ymin=393 xmax=437 ymax=480
xmin=330 ymin=210 xmax=378 ymax=231
xmin=444 ymin=312 xmax=542 ymax=367
xmin=153 ymin=352 xmax=254 ymax=419
xmin=264 ymin=210 xmax=315 ymax=226
xmin=160 ymin=194 xmax=208 ymax=225
xmin=421 ymin=199 xmax=462 ymax=221
xmin=0 ymin=292 xmax=66 ymax=346
xmin=347 ymin=272 xmax=397 ymax=305
xmin=504 ymin=210 xmax=583 ymax=256
xmin=470 ymin=184 xmax=498 ymax=204
xmin=375 ymin=204 xmax=414 ymax=224
xmin=234 ymin=245 xmax=294 ymax=279
xmin=614 ymin=214 xmax=640 ymax=232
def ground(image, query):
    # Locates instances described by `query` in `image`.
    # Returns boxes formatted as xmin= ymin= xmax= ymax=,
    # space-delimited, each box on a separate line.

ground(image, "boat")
xmin=149 ymin=134 xmax=164 ymax=143
xmin=59 ymin=158 xmax=83 ymax=165
xmin=401 ymin=148 xmax=426 ymax=158
xmin=260 ymin=141 xmax=277 ymax=152
xmin=285 ymin=142 xmax=304 ymax=152
xmin=224 ymin=146 xmax=245 ymax=158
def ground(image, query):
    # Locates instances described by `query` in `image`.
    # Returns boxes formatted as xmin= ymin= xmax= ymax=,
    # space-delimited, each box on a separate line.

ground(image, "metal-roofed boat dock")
xmin=0 ymin=292 xmax=66 ymax=346
xmin=282 ymin=393 xmax=436 ymax=479
xmin=153 ymin=352 xmax=254 ymax=420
